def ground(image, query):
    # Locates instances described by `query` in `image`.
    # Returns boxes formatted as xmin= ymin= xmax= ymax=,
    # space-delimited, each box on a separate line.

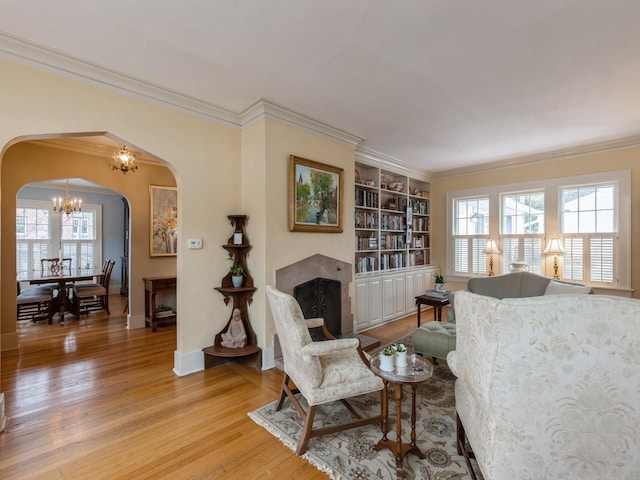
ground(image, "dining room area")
xmin=3 ymin=136 xmax=178 ymax=351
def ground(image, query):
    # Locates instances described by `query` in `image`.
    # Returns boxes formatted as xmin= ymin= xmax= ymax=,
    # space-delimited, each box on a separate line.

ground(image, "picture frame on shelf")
xmin=149 ymin=185 xmax=178 ymax=257
xmin=289 ymin=155 xmax=343 ymax=233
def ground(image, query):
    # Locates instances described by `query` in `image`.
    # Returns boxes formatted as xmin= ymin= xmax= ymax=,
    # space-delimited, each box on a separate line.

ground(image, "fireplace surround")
xmin=275 ymin=254 xmax=353 ymax=335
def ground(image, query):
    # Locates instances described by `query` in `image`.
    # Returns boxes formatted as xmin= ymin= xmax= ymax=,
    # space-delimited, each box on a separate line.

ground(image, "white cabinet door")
xmin=405 ymin=270 xmax=417 ymax=314
xmin=369 ymin=276 xmax=382 ymax=326
xmin=406 ymin=268 xmax=430 ymax=313
xmin=382 ymin=275 xmax=396 ymax=322
xmin=393 ymin=274 xmax=406 ymax=318
xmin=355 ymin=275 xmax=383 ymax=330
xmin=382 ymin=273 xmax=406 ymax=322
xmin=355 ymin=277 xmax=371 ymax=330
xmin=423 ymin=266 xmax=437 ymax=291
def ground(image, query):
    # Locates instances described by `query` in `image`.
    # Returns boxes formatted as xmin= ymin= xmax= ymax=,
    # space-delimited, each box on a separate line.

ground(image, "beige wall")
xmin=243 ymin=119 xmax=356 ymax=350
xmin=430 ymin=147 xmax=639 ymax=297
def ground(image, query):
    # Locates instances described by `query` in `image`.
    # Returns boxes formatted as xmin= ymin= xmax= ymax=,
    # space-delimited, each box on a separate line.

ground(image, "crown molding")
xmin=0 ymin=32 xmax=241 ymax=128
xmin=240 ymin=99 xmax=363 ymax=147
xmin=0 ymin=33 xmax=368 ymax=150
xmin=356 ymin=146 xmax=431 ymax=181
xmin=432 ymin=134 xmax=640 ymax=178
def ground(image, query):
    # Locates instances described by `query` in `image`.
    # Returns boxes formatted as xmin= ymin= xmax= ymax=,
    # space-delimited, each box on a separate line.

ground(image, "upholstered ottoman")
xmin=412 ymin=322 xmax=456 ymax=361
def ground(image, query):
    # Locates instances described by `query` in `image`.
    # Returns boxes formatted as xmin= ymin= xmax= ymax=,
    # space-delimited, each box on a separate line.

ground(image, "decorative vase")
xmin=434 ymin=283 xmax=445 ymax=293
xmin=380 ymin=353 xmax=395 ymax=372
xmin=232 ymin=275 xmax=243 ymax=288
xmin=395 ymin=350 xmax=407 ymax=368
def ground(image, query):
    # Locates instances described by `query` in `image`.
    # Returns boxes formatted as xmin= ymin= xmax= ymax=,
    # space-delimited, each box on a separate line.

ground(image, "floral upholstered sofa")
xmin=446 ymin=291 xmax=640 ymax=479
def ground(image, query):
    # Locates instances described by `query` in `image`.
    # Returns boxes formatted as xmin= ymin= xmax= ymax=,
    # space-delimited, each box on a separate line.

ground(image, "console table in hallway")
xmin=143 ymin=275 xmax=177 ymax=332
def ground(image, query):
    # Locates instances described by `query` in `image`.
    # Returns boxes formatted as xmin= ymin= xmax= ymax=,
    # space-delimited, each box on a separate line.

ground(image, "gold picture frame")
xmin=289 ymin=155 xmax=344 ymax=233
xmin=150 ymin=185 xmax=178 ymax=257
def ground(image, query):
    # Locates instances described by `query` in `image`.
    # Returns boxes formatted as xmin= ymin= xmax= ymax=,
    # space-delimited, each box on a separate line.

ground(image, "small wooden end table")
xmin=415 ymin=293 xmax=450 ymax=327
xmin=143 ymin=275 xmax=177 ymax=332
xmin=370 ymin=353 xmax=434 ymax=479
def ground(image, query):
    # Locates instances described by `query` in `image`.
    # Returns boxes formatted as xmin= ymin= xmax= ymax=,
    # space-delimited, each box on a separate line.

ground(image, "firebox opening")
xmin=294 ymin=277 xmax=341 ymax=340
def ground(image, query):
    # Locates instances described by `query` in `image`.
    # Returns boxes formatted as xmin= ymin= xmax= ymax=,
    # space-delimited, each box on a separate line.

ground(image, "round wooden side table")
xmin=369 ymin=352 xmax=435 ymax=479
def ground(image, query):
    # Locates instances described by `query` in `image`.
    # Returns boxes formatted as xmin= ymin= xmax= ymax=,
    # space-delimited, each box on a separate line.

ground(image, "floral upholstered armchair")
xmin=447 ymin=291 xmax=640 ymax=480
xmin=265 ymin=286 xmax=383 ymax=455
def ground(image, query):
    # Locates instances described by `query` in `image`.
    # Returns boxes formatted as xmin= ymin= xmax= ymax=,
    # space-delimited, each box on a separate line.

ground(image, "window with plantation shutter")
xmin=61 ymin=209 xmax=98 ymax=269
xmin=17 ymin=199 xmax=102 ymax=275
xmin=500 ymin=190 xmax=544 ymax=274
xmin=16 ymin=204 xmax=52 ymax=275
xmin=561 ymin=183 xmax=617 ymax=286
xmin=452 ymin=196 xmax=489 ymax=275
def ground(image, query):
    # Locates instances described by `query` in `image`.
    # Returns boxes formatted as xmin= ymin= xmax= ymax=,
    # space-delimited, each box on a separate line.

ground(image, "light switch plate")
xmin=187 ymin=238 xmax=202 ymax=249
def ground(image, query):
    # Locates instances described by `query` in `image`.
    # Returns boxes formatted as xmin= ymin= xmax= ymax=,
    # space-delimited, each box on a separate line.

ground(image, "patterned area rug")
xmin=249 ymin=337 xmax=482 ymax=480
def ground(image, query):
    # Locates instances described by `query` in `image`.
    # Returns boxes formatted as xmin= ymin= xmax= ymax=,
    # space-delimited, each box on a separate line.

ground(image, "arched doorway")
xmin=2 ymin=134 xmax=178 ymax=349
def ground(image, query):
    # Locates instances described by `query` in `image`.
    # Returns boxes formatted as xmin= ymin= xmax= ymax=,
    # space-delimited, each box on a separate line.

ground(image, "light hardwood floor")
xmin=0 ymin=296 xmax=429 ymax=480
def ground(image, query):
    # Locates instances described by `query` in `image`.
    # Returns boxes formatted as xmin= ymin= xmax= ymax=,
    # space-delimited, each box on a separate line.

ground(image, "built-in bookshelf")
xmin=355 ymin=162 xmax=431 ymax=275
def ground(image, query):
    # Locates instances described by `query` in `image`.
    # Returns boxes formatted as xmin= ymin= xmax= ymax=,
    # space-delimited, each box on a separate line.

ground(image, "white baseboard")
xmin=262 ymin=347 xmax=275 ymax=370
xmin=173 ymin=347 xmax=274 ymax=375
xmin=173 ymin=349 xmax=204 ymax=376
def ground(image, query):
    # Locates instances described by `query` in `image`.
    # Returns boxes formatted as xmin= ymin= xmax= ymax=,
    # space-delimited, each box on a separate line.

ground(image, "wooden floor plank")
xmin=0 ymin=295 xmax=427 ymax=479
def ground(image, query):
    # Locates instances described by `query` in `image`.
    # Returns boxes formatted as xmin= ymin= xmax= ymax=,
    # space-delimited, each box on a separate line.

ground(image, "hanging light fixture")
xmin=53 ymin=179 xmax=82 ymax=215
xmin=112 ymin=144 xmax=138 ymax=174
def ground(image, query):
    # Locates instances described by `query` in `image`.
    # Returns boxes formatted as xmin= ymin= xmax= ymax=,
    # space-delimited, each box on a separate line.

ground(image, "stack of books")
xmin=425 ymin=289 xmax=450 ymax=299
xmin=155 ymin=306 xmax=175 ymax=318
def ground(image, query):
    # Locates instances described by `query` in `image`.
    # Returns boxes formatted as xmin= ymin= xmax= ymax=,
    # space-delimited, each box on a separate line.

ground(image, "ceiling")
xmin=2 ymin=1 xmax=640 ymax=173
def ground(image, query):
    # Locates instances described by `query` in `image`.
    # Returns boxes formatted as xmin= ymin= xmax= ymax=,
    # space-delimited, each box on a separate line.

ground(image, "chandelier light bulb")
xmin=112 ymin=144 xmax=138 ymax=174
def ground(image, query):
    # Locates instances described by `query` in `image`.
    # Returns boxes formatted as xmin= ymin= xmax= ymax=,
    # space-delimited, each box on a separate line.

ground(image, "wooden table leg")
xmin=410 ymin=384 xmax=425 ymax=456
xmin=380 ymin=380 xmax=389 ymax=440
xmin=394 ymin=383 xmax=404 ymax=479
xmin=416 ymin=300 xmax=422 ymax=327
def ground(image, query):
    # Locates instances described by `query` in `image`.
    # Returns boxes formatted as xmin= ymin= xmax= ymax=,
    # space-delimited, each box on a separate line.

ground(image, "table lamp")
xmin=544 ymin=238 xmax=565 ymax=279
xmin=484 ymin=239 xmax=501 ymax=276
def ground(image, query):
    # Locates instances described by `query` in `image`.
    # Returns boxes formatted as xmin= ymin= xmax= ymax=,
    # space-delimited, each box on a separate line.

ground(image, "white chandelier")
xmin=112 ymin=144 xmax=138 ymax=174
xmin=53 ymin=179 xmax=82 ymax=215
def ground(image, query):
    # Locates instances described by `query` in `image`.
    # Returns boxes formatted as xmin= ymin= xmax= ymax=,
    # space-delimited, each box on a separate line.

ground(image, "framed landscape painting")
xmin=150 ymin=185 xmax=178 ymax=257
xmin=289 ymin=155 xmax=343 ymax=233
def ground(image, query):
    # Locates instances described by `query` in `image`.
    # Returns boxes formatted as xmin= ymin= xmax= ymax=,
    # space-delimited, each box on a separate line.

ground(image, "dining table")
xmin=18 ymin=267 xmax=104 ymax=326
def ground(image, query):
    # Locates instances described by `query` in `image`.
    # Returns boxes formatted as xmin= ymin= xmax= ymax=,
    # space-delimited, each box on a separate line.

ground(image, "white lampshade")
xmin=544 ymin=238 xmax=565 ymax=255
xmin=483 ymin=239 xmax=501 ymax=255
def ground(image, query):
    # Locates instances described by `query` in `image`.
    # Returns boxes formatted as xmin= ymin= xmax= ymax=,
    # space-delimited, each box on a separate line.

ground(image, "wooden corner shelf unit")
xmin=202 ymin=215 xmax=262 ymax=370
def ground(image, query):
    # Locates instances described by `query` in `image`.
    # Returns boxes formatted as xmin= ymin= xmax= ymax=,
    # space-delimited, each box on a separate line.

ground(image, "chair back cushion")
xmin=468 ymin=271 xmax=551 ymax=299
xmin=266 ymin=286 xmax=322 ymax=390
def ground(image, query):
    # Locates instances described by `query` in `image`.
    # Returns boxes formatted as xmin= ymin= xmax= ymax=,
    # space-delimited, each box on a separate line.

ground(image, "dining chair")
xmin=265 ymin=285 xmax=384 ymax=455
xmin=71 ymin=259 xmax=116 ymax=316
xmin=17 ymin=281 xmax=54 ymax=323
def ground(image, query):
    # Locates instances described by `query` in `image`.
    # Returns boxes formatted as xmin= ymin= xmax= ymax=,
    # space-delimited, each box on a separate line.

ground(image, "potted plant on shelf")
xmin=230 ymin=262 xmax=244 ymax=288
xmin=380 ymin=344 xmax=397 ymax=371
xmin=434 ymin=272 xmax=445 ymax=293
